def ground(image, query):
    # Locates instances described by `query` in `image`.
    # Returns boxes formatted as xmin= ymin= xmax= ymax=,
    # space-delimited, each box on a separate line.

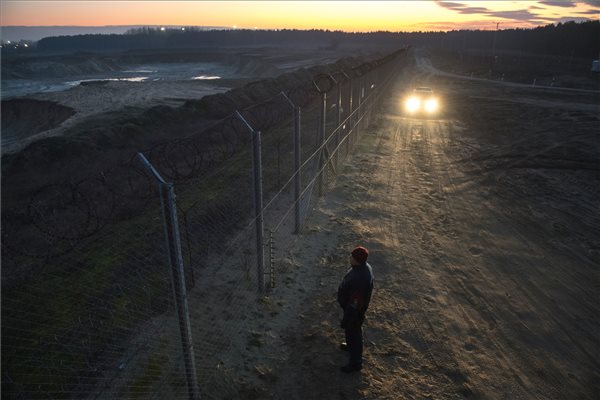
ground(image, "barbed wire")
xmin=1 ymin=47 xmax=408 ymax=399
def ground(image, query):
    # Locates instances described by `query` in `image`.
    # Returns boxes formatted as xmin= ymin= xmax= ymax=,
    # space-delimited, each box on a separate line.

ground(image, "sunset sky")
xmin=2 ymin=1 xmax=599 ymax=32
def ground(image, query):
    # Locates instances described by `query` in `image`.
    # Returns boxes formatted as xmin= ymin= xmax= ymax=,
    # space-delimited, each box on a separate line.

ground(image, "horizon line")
xmin=3 ymin=21 xmax=593 ymax=30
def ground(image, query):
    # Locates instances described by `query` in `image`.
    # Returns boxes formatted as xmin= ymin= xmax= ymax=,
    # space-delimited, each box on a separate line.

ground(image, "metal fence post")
xmin=361 ymin=75 xmax=366 ymax=130
xmin=347 ymin=77 xmax=353 ymax=155
xmin=279 ymin=92 xmax=302 ymax=235
xmin=159 ymin=183 xmax=201 ymax=400
xmin=318 ymin=92 xmax=326 ymax=197
xmin=235 ymin=112 xmax=265 ymax=293
xmin=294 ymin=106 xmax=302 ymax=234
xmin=137 ymin=153 xmax=200 ymax=400
xmin=252 ymin=131 xmax=265 ymax=293
xmin=364 ymin=75 xmax=368 ymax=129
xmin=368 ymin=69 xmax=374 ymax=126
xmin=335 ymin=80 xmax=341 ymax=168
xmin=355 ymin=76 xmax=362 ymax=144
xmin=268 ymin=229 xmax=275 ymax=289
xmin=366 ymin=71 xmax=371 ymax=127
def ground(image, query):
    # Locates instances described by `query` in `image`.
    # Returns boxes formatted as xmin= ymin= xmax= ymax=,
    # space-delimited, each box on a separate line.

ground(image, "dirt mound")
xmin=1 ymin=99 xmax=75 ymax=144
xmin=184 ymin=56 xmax=359 ymax=119
xmin=1 ymin=53 xmax=380 ymax=205
xmin=2 ymin=55 xmax=122 ymax=79
xmin=235 ymin=56 xmax=282 ymax=78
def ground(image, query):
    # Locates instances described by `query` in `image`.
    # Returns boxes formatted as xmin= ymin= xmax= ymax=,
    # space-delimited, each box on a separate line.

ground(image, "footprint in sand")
xmin=463 ymin=342 xmax=476 ymax=351
xmin=468 ymin=247 xmax=483 ymax=256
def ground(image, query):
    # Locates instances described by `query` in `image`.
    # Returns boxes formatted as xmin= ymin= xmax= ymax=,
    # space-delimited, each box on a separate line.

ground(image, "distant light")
xmin=254 ymin=27 xmax=258 ymax=30
xmin=233 ymin=25 xmax=237 ymax=29
xmin=160 ymin=27 xmax=165 ymax=31
xmin=7 ymin=40 xmax=10 ymax=44
xmin=181 ymin=27 xmax=185 ymax=31
xmin=24 ymin=43 xmax=29 ymax=47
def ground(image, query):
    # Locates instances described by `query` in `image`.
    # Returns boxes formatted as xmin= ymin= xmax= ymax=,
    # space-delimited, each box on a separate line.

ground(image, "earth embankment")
xmin=1 ymin=52 xmax=382 ymax=255
xmin=1 ymin=99 xmax=76 ymax=146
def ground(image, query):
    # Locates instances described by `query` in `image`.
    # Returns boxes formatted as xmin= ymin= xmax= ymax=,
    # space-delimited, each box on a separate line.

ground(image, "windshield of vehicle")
xmin=414 ymin=87 xmax=433 ymax=93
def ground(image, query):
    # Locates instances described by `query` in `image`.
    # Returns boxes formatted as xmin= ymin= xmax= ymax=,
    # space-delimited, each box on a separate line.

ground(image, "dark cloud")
xmin=417 ymin=19 xmax=506 ymax=31
xmin=453 ymin=7 xmax=491 ymax=15
xmin=577 ymin=0 xmax=600 ymax=6
xmin=529 ymin=1 xmax=599 ymax=14
xmin=435 ymin=1 xmax=538 ymax=21
xmin=435 ymin=1 xmax=491 ymax=14
xmin=435 ymin=0 xmax=597 ymax=26
xmin=529 ymin=19 xmax=554 ymax=24
xmin=490 ymin=10 xmax=539 ymax=20
xmin=538 ymin=1 xmax=577 ymax=7
xmin=434 ymin=1 xmax=466 ymax=10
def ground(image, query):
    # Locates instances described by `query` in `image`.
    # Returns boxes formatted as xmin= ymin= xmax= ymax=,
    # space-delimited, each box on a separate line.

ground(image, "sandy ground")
xmin=1 ymin=47 xmax=376 ymax=154
xmin=1 ymin=79 xmax=232 ymax=153
xmin=252 ymin=55 xmax=599 ymax=399
xmin=98 ymin=52 xmax=597 ymax=399
xmin=32 ymin=79 xmax=231 ymax=122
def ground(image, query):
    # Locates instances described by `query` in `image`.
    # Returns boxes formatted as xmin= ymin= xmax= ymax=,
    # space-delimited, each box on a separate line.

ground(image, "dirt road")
xmin=266 ymin=59 xmax=599 ymax=399
xmin=415 ymin=51 xmax=600 ymax=95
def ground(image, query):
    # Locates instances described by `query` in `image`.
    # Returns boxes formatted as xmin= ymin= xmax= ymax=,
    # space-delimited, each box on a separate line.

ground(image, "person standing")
xmin=337 ymin=246 xmax=374 ymax=373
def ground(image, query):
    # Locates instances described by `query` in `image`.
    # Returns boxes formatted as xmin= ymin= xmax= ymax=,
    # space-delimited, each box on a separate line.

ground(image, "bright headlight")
xmin=425 ymin=98 xmax=438 ymax=113
xmin=406 ymin=97 xmax=420 ymax=112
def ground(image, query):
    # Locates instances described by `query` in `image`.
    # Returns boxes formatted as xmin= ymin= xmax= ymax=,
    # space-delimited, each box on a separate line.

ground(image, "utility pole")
xmin=491 ymin=22 xmax=501 ymax=71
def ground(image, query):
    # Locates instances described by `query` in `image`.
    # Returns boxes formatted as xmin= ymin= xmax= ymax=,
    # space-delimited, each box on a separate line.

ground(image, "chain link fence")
xmin=1 ymin=47 xmax=408 ymax=399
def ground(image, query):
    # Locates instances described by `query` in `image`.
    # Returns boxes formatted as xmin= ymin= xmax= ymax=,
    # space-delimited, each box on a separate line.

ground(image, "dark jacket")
xmin=337 ymin=262 xmax=374 ymax=330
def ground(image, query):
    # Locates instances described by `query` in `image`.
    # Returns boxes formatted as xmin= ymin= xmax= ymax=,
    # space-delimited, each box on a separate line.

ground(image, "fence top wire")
xmin=1 ymin=47 xmax=407 ymax=400
xmin=162 ymin=51 xmax=390 ymax=216
xmin=2 ymin=48 xmax=404 ymax=285
xmin=271 ymin=77 xmax=388 ymax=233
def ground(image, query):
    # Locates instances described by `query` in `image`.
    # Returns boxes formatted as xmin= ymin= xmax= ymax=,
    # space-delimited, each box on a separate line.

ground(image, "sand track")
xmin=266 ymin=56 xmax=599 ymax=399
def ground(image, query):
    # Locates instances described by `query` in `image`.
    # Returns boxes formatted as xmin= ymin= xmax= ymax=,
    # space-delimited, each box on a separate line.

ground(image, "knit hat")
xmin=351 ymin=246 xmax=369 ymax=264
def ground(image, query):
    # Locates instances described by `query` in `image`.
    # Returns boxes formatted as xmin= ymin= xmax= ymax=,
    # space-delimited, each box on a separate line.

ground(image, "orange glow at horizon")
xmin=1 ymin=1 xmax=598 ymax=32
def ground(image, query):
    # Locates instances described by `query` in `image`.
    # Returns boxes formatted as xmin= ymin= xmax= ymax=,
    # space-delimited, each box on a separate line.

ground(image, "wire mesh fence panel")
xmin=2 ymin=47 xmax=408 ymax=399
xmin=1 ymin=169 xmax=185 ymax=400
xmin=179 ymin=164 xmax=259 ymax=398
xmin=266 ymin=51 xmax=404 ymax=301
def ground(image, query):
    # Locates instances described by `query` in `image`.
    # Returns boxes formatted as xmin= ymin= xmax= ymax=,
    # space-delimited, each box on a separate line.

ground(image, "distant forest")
xmin=33 ymin=21 xmax=600 ymax=58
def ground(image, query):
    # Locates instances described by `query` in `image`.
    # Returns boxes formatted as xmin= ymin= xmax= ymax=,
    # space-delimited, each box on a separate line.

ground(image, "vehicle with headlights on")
xmin=404 ymin=87 xmax=439 ymax=116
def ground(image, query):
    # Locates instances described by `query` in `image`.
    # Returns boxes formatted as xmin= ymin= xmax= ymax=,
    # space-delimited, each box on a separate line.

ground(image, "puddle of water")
xmin=65 ymin=77 xmax=149 ymax=86
xmin=117 ymin=77 xmax=149 ymax=82
xmin=192 ymin=75 xmax=221 ymax=80
xmin=2 ymin=62 xmax=230 ymax=98
xmin=123 ymin=70 xmax=157 ymax=73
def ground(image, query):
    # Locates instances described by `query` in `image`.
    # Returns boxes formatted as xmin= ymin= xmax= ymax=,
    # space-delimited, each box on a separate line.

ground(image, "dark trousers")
xmin=344 ymin=326 xmax=363 ymax=367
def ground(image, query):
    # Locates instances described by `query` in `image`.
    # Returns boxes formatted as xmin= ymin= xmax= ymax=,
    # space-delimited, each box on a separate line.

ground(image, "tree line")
xmin=33 ymin=21 xmax=600 ymax=59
